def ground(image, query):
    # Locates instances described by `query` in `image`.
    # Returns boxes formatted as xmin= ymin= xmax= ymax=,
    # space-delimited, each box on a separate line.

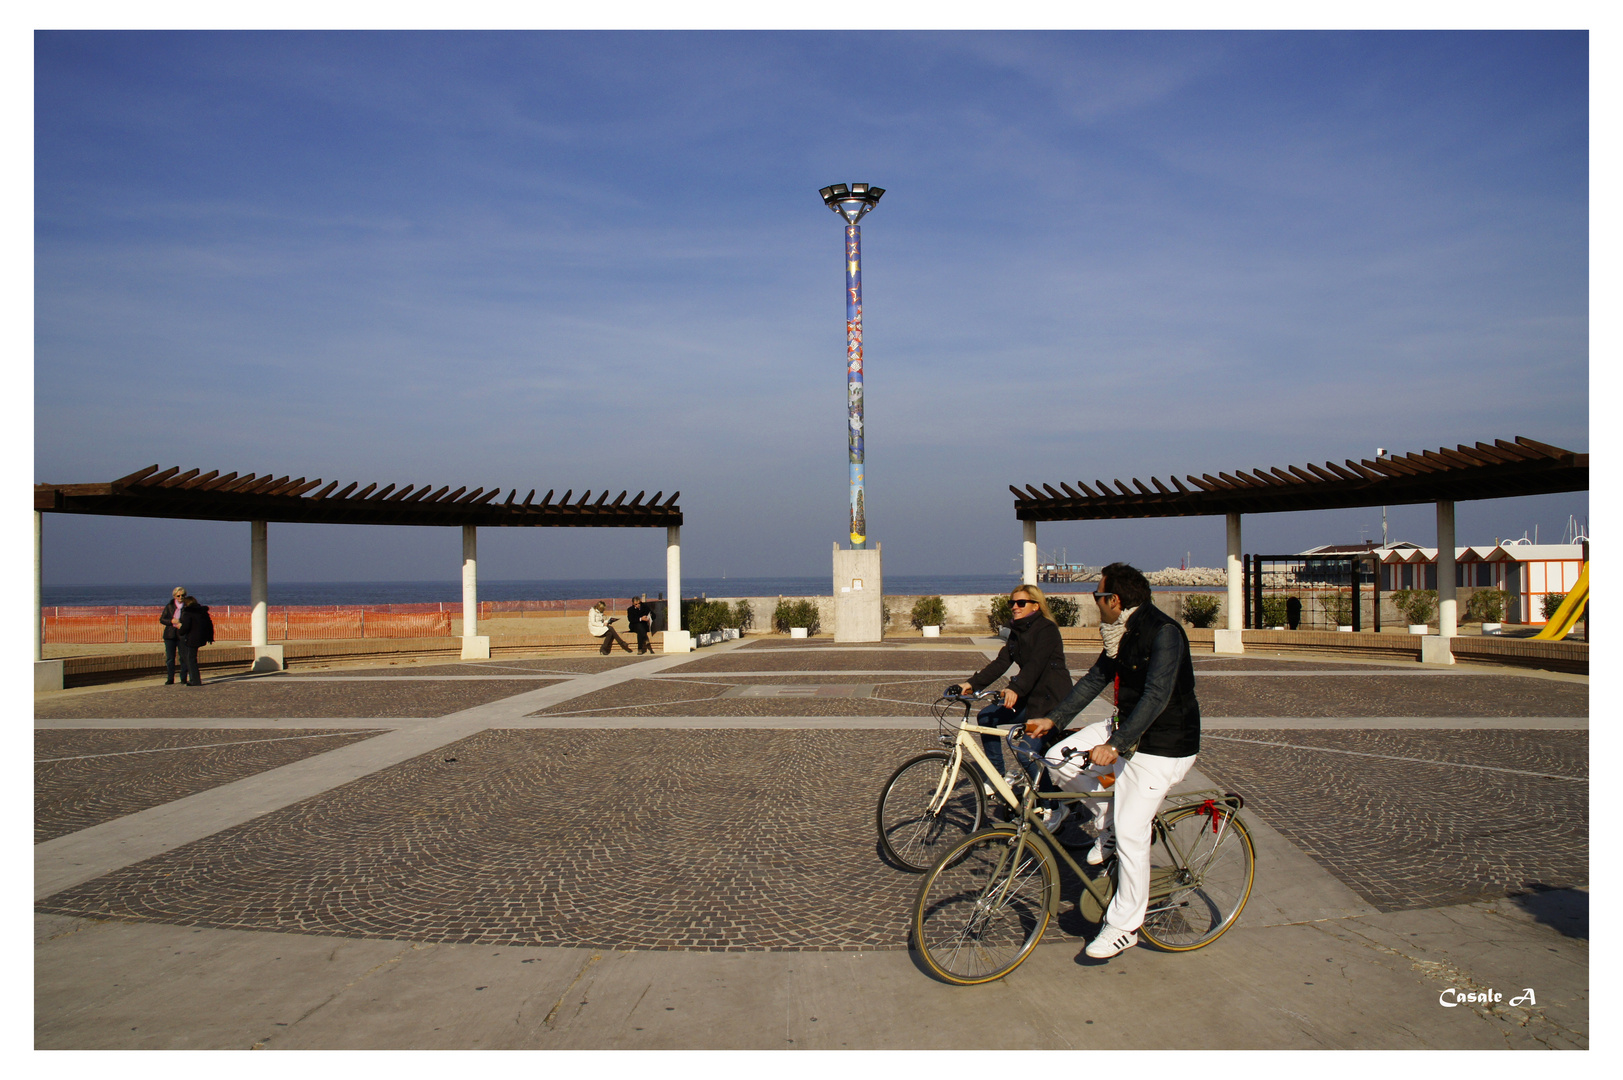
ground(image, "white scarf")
xmin=1099 ymin=606 xmax=1139 ymax=658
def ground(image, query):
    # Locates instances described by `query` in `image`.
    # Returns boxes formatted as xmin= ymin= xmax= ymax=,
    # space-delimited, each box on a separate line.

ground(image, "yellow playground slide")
xmin=1533 ymin=562 xmax=1589 ymax=640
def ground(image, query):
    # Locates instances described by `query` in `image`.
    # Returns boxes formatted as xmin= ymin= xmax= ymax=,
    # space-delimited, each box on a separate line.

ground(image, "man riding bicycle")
xmin=1023 ymin=562 xmax=1202 ymax=960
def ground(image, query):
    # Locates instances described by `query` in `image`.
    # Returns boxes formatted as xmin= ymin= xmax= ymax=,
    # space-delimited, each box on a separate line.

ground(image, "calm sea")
xmin=42 ymin=575 xmax=1209 ymax=607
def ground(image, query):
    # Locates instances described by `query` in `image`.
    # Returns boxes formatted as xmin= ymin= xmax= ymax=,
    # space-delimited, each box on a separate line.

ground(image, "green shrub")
xmin=1466 ymin=588 xmax=1507 ymax=623
xmin=1259 ymin=596 xmax=1289 ymax=627
xmin=682 ymin=599 xmax=736 ymax=635
xmin=772 ymin=598 xmax=821 ymax=635
xmin=910 ymin=595 xmax=946 ymax=629
xmin=1321 ymin=592 xmax=1353 ymax=626
xmin=1181 ymin=593 xmax=1221 ymax=629
xmin=987 ymin=595 xmax=1013 ymax=632
xmin=1391 ymin=589 xmax=1437 ymax=626
xmin=732 ymin=599 xmax=754 ymax=632
xmin=1047 ymin=595 xmax=1080 ymax=627
xmin=1542 ymin=592 xmax=1567 ymax=620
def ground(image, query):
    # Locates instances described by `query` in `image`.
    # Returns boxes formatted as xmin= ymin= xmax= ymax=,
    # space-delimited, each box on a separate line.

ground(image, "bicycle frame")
xmin=931 ymin=713 xmax=1245 ymax=922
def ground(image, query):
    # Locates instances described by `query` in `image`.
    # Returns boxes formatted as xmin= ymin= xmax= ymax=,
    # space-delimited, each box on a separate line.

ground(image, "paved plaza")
xmin=34 ymin=637 xmax=1588 ymax=1049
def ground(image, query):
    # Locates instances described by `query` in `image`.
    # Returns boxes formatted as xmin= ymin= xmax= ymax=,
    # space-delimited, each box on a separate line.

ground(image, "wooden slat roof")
xmin=34 ymin=465 xmax=681 ymax=528
xmin=1011 ymin=437 xmax=1587 ymax=521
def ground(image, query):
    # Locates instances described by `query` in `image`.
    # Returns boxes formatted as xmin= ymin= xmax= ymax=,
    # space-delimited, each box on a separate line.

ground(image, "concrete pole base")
xmin=459 ymin=636 xmax=491 ymax=660
xmin=250 ymin=646 xmax=285 ymax=674
xmin=1213 ymin=629 xmax=1245 ymax=655
xmin=1420 ymin=635 xmax=1456 ymax=665
xmin=662 ymin=630 xmax=694 ymax=654
xmin=35 ymin=659 xmax=64 ymax=691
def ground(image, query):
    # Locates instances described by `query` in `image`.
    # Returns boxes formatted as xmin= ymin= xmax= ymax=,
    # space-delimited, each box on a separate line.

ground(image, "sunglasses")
xmin=1092 ymin=592 xmax=1118 ymax=602
xmin=1010 ymin=599 xmax=1038 ymax=608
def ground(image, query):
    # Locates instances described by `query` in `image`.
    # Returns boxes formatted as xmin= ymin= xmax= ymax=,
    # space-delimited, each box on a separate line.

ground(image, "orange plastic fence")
xmin=42 ymin=610 xmax=452 ymax=643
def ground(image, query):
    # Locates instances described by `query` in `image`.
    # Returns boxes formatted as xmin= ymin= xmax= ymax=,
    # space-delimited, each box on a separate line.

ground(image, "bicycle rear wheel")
xmin=913 ymin=828 xmax=1055 ymax=984
xmin=1139 ymin=803 xmax=1255 ymax=951
xmin=877 ymin=752 xmax=985 ymax=872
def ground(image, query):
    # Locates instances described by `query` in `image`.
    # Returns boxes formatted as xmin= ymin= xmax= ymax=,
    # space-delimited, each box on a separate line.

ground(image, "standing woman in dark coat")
xmin=961 ymin=583 xmax=1072 ymax=788
xmin=176 ymin=595 xmax=214 ymax=686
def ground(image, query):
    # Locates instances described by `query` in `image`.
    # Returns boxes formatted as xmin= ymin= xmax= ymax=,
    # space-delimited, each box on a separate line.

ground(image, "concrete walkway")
xmin=34 ymin=638 xmax=1589 ymax=1049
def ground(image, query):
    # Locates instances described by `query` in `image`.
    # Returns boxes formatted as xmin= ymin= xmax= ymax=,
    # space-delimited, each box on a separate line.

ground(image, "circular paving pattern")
xmin=35 ymin=728 xmax=387 ymax=843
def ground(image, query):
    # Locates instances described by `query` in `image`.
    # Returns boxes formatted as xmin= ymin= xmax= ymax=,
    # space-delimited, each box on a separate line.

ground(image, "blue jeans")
xmin=977 ymin=702 xmax=1045 ymax=784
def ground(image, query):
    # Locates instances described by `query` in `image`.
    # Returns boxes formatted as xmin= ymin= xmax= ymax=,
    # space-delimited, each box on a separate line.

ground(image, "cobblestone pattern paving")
xmin=282 ymin=657 xmax=645 ymax=677
xmin=36 ymin=729 xmax=933 ymax=950
xmin=673 ymin=649 xmax=989 ymax=673
xmin=530 ymin=678 xmax=735 ymax=715
xmin=1194 ymin=674 xmax=1587 ymax=717
xmin=737 ymin=637 xmax=978 ymax=649
xmin=35 ymin=728 xmax=385 ymax=843
xmin=33 ymin=681 xmax=553 ymax=721
xmin=1196 ymin=729 xmax=1588 ymax=911
xmin=1190 ymin=658 xmax=1411 ymax=672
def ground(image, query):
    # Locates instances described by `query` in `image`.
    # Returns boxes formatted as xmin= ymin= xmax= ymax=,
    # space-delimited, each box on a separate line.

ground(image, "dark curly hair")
xmin=1100 ymin=562 xmax=1152 ymax=610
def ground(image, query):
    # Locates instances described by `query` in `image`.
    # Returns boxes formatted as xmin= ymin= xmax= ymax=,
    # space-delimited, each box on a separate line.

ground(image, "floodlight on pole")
xmin=819 ymin=182 xmax=884 ymax=548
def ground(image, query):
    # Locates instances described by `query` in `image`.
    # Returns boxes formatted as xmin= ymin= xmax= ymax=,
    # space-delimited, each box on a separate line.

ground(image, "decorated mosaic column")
xmin=819 ymin=183 xmax=884 ymax=550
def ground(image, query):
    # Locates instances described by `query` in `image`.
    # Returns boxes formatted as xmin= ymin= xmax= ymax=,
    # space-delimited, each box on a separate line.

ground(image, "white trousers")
xmin=1101 ymin=750 xmax=1197 ymax=931
xmin=1042 ymin=720 xmax=1123 ymax=835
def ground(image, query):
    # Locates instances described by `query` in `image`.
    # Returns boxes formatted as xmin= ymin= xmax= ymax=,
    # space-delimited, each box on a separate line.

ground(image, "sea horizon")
xmin=42 ymin=574 xmax=1218 ymax=608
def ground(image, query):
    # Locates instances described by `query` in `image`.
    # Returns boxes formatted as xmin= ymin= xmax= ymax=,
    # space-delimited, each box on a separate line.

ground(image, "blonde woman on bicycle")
xmin=959 ymin=583 xmax=1072 ymax=819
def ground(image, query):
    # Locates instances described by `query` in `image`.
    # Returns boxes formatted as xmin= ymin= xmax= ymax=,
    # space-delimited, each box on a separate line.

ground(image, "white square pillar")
xmin=249 ymin=520 xmax=283 ymax=672
xmin=35 ymin=510 xmax=43 ymax=663
xmin=1436 ymin=500 xmax=1457 ymax=640
xmin=460 ymin=524 xmax=489 ymax=660
xmin=1215 ymin=512 xmax=1245 ymax=654
xmin=1022 ymin=520 xmax=1037 ymax=585
xmin=663 ymin=525 xmax=692 ymax=652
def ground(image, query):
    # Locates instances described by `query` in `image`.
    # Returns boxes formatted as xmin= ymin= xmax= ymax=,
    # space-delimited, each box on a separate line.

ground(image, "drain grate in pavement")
xmin=719 ymin=684 xmax=876 ymax=699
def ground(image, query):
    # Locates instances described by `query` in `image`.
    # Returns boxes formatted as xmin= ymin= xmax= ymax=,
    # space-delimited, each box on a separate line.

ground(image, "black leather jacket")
xmin=967 ymin=613 xmax=1072 ymax=718
xmin=1046 ymin=602 xmax=1200 ymax=758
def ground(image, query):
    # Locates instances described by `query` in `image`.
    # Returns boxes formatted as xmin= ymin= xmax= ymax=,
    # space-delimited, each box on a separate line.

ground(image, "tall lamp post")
xmin=819 ymin=182 xmax=884 ymax=548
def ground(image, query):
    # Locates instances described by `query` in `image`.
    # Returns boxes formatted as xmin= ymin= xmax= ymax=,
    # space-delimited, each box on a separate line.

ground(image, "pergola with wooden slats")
xmin=33 ymin=464 xmax=695 ymax=678
xmin=34 ymin=464 xmax=682 ymax=528
xmin=1009 ymin=437 xmax=1586 ymax=522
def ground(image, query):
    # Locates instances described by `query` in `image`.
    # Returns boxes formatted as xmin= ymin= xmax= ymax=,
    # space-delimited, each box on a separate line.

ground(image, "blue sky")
xmin=33 ymin=30 xmax=1589 ymax=585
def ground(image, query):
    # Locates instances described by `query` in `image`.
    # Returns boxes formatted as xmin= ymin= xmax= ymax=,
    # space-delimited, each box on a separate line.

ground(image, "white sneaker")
xmin=1085 ymin=834 xmax=1117 ymax=866
xmin=1040 ymin=803 xmax=1070 ymax=833
xmin=1085 ymin=924 xmax=1138 ymax=958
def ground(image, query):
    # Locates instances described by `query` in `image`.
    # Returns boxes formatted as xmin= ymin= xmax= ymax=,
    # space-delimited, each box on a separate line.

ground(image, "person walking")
xmin=159 ymin=585 xmax=187 ymax=685
xmin=176 ymin=594 xmax=215 ymax=686
xmin=1026 ymin=562 xmax=1202 ymax=960
xmin=627 ymin=595 xmax=655 ymax=654
xmin=588 ymin=600 xmax=632 ymax=655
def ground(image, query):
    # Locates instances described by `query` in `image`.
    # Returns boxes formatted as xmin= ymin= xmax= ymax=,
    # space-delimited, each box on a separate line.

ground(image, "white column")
xmin=664 ymin=524 xmax=691 ymax=652
xmin=34 ymin=511 xmax=43 ymax=663
xmin=1437 ymin=500 xmax=1457 ymax=638
xmin=1215 ymin=512 xmax=1245 ymax=654
xmin=33 ymin=509 xmax=63 ymax=690
xmin=460 ymin=524 xmax=489 ymax=659
xmin=248 ymin=520 xmax=284 ymax=672
xmin=251 ymin=521 xmax=269 ymax=647
xmin=1022 ymin=520 xmax=1037 ymax=584
xmin=462 ymin=525 xmax=478 ymax=637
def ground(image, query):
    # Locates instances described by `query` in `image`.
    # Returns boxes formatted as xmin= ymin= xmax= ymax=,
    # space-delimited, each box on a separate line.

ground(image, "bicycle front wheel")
xmin=1139 ymin=803 xmax=1255 ymax=951
xmin=913 ymin=828 xmax=1055 ymax=984
xmin=877 ymin=752 xmax=986 ymax=872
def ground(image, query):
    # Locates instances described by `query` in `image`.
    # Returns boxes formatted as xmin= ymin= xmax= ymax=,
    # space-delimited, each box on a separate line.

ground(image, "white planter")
xmin=1408 ymin=624 xmax=1429 ymax=635
xmin=790 ymin=627 xmax=808 ymax=638
xmin=1337 ymin=625 xmax=1353 ymax=632
xmin=1481 ymin=622 xmax=1502 ymax=634
xmin=922 ymin=625 xmax=941 ymax=637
